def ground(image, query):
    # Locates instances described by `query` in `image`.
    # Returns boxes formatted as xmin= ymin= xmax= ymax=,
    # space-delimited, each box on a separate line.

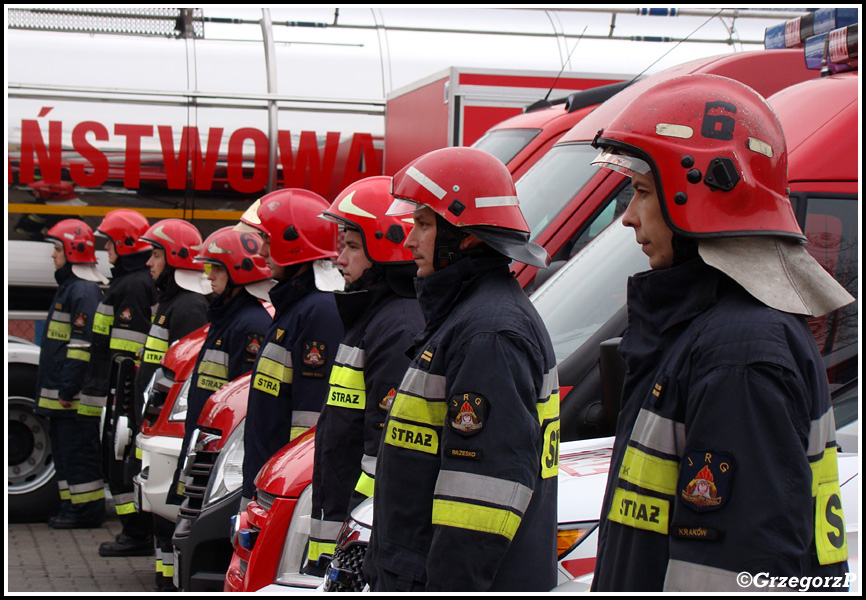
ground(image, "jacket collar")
xmin=207 ymin=287 xmax=259 ymax=324
xmin=268 ymin=267 xmax=315 ymax=315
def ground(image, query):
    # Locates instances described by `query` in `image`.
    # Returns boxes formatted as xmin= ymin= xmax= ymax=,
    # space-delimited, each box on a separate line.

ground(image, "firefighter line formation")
xmin=35 ymin=73 xmax=853 ymax=592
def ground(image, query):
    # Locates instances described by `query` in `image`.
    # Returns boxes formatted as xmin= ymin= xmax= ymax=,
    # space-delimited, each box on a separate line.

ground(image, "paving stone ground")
xmin=6 ymin=499 xmax=156 ymax=594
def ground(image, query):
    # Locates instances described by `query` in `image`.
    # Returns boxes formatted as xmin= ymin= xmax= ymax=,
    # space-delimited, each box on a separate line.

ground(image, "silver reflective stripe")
xmin=406 ymin=166 xmax=446 ymax=199
xmin=630 ymin=408 xmax=686 ymax=457
xmin=335 ymin=344 xmax=365 ymax=369
xmin=96 ymin=303 xmax=114 ymax=316
xmin=806 ymin=409 xmax=837 ymax=458
xmin=310 ymin=517 xmax=344 ymax=540
xmin=58 ymin=480 xmax=69 ymax=491
xmin=40 ymin=388 xmax=60 ymax=399
xmin=401 ymin=368 xmax=447 ymax=400
xmin=112 ymin=329 xmax=148 ymax=344
xmin=203 ymin=348 xmax=230 ymax=366
xmin=260 ymin=342 xmax=291 ymax=366
xmin=540 ymin=368 xmax=559 ymax=399
xmin=69 ymin=479 xmax=104 ymax=495
xmin=664 ymin=559 xmax=777 ymax=592
xmin=79 ymin=394 xmax=106 ymax=408
xmin=361 ymin=454 xmax=377 ymax=476
xmin=148 ymin=324 xmax=170 ymax=341
xmin=291 ymin=410 xmax=319 ymax=429
xmin=52 ymin=311 xmax=71 ymax=323
xmin=434 ymin=470 xmax=533 ymax=515
xmin=113 ymin=492 xmax=135 ymax=505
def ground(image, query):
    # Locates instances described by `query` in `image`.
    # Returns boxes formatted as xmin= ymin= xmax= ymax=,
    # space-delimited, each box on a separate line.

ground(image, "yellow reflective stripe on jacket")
xmin=432 ymin=499 xmax=522 ymax=541
xmin=109 ymin=329 xmax=148 ymax=353
xmin=329 ymin=364 xmax=365 ymax=390
xmin=39 ymin=397 xmax=80 ymax=411
xmin=607 ymin=487 xmax=670 ymax=535
xmin=619 ymin=445 xmax=679 ymax=496
xmin=307 ymin=540 xmax=338 ymax=563
xmin=93 ymin=304 xmax=114 ymax=335
xmin=256 ymin=356 xmax=293 ymax=384
xmin=536 ymin=391 xmax=560 ymax=425
xmin=389 ymin=393 xmax=447 ymax=427
xmin=69 ymin=480 xmax=105 ymax=504
xmin=78 ymin=394 xmax=105 ymax=416
xmin=47 ymin=318 xmax=72 ymax=341
xmin=66 ymin=347 xmax=91 ymax=362
xmin=354 ymin=472 xmax=375 ymax=498
xmin=810 ymin=445 xmax=848 ymax=565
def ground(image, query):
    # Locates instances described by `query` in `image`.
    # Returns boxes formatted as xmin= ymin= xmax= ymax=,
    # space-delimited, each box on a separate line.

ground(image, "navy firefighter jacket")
xmin=36 ymin=263 xmax=103 ymax=416
xmin=365 ymin=257 xmax=560 ymax=592
xmin=592 ymin=258 xmax=849 ymax=592
xmin=243 ymin=269 xmax=343 ymax=500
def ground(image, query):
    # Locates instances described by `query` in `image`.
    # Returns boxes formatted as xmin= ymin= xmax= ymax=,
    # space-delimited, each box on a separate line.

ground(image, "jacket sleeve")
xmin=425 ymin=332 xmax=544 ymax=591
xmin=665 ymin=361 xmax=846 ymax=590
xmin=58 ymin=282 xmax=102 ymax=402
xmin=349 ymin=303 xmax=423 ymax=509
xmin=168 ymin=294 xmax=210 ymax=343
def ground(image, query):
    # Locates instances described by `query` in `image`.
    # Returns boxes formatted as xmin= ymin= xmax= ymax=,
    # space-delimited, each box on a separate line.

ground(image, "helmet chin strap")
xmin=432 ymin=214 xmax=494 ymax=271
xmin=346 ymin=263 xmax=385 ymax=291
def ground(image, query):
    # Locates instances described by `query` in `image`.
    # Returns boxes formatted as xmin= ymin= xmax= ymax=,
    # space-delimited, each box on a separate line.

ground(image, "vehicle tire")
xmin=8 ymin=363 xmax=60 ymax=523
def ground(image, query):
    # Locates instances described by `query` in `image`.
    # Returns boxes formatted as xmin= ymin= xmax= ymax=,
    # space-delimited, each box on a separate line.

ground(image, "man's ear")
xmin=459 ymin=233 xmax=484 ymax=250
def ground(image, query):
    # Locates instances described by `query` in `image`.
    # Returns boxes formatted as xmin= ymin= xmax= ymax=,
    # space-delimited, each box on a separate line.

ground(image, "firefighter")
xmin=168 ymin=226 xmax=273 ymax=512
xmin=38 ymin=219 xmax=106 ymax=529
xmin=136 ymin=219 xmax=211 ymax=591
xmin=363 ymin=147 xmax=560 ymax=592
xmin=305 ymin=176 xmax=424 ymax=576
xmin=235 ymin=189 xmax=343 ymax=511
xmin=588 ymin=74 xmax=854 ymax=591
xmin=76 ymin=209 xmax=156 ymax=556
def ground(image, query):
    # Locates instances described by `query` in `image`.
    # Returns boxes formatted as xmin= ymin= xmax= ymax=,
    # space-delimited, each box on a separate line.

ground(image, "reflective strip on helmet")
xmin=432 ymin=499 xmax=522 ymax=541
xmin=405 ymin=166 xmax=447 ymax=199
xmin=475 ymin=195 xmax=520 ymax=208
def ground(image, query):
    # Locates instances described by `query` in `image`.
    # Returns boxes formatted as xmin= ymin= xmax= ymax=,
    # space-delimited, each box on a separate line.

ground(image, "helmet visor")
xmin=385 ymin=198 xmax=419 ymax=217
xmin=591 ymin=149 xmax=652 ymax=178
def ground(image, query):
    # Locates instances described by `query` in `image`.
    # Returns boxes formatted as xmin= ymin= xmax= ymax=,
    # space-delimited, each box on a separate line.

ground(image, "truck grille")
xmin=255 ymin=489 xmax=276 ymax=512
xmin=175 ymin=449 xmax=218 ymax=528
xmin=323 ymin=542 xmax=368 ymax=592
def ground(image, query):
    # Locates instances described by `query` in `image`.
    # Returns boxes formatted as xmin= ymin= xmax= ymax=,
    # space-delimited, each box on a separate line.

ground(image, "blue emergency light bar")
xmin=805 ymin=23 xmax=858 ymax=73
xmin=764 ymin=7 xmax=858 ymax=49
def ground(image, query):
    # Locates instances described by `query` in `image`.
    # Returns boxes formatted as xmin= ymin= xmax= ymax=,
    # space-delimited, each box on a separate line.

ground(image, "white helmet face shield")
xmin=591 ymin=149 xmax=652 ymax=178
xmin=385 ymin=198 xmax=419 ymax=217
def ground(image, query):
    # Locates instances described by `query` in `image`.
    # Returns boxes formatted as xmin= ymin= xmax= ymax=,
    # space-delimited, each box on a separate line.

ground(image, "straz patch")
xmin=678 ymin=448 xmax=735 ymax=513
xmin=74 ymin=313 xmax=88 ymax=328
xmin=447 ymin=393 xmax=487 ymax=436
xmin=119 ymin=307 xmax=133 ymax=322
xmin=304 ymin=342 xmax=326 ymax=368
xmin=246 ymin=334 xmax=264 ymax=357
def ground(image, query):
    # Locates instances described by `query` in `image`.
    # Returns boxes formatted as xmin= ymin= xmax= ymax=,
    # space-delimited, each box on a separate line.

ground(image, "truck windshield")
xmin=472 ymin=128 xmax=542 ymax=167
xmin=515 ymin=144 xmax=602 ymax=241
xmin=531 ymin=217 xmax=648 ymax=363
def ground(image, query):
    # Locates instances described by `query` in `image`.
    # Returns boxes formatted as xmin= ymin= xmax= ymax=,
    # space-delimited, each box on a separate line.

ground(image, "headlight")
xmin=142 ymin=367 xmax=175 ymax=424
xmin=203 ymin=418 xmax=245 ymax=508
xmin=167 ymin=377 xmax=191 ymax=423
xmin=273 ymin=484 xmax=322 ymax=588
xmin=557 ymin=521 xmax=598 ymax=558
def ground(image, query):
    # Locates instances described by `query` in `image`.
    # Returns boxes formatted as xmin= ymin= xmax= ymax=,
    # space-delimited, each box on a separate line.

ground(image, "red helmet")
xmin=96 ymin=209 xmax=152 ymax=255
xmin=194 ymin=226 xmax=271 ymax=285
xmin=591 ymin=73 xmax=803 ymax=241
xmin=140 ymin=219 xmax=205 ymax=271
xmin=239 ymin=189 xmax=338 ymax=267
xmin=321 ymin=176 xmax=414 ymax=264
xmin=388 ymin=147 xmax=548 ymax=267
xmin=45 ymin=219 xmax=98 ymax=264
